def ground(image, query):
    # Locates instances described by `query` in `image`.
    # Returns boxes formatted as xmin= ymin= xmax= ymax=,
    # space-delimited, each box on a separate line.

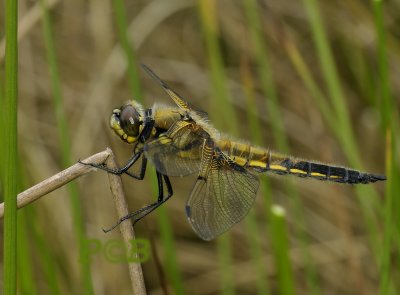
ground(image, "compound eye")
xmin=119 ymin=105 xmax=141 ymax=137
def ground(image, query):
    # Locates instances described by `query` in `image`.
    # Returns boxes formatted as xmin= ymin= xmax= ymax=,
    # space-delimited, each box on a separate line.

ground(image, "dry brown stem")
xmin=0 ymin=148 xmax=147 ymax=295
xmin=0 ymin=149 xmax=110 ymax=218
xmin=105 ymin=149 xmax=147 ymax=295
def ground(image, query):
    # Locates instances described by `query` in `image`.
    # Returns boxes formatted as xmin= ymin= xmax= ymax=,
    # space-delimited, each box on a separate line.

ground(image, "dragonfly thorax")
xmin=110 ymin=101 xmax=144 ymax=144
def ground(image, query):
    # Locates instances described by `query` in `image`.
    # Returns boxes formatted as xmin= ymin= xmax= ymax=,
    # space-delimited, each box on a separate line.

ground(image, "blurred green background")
xmin=0 ymin=0 xmax=398 ymax=294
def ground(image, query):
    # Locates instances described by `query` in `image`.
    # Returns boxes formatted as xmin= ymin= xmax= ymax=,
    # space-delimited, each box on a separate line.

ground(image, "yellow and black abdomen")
xmin=217 ymin=140 xmax=385 ymax=184
xmin=264 ymin=152 xmax=386 ymax=184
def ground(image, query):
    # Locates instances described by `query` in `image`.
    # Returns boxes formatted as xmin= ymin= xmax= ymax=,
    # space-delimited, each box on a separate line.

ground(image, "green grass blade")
xmin=112 ymin=2 xmax=185 ymax=293
xmin=39 ymin=0 xmax=93 ymax=293
xmin=283 ymin=35 xmax=335 ymax=130
xmin=270 ymin=205 xmax=295 ymax=295
xmin=197 ymin=0 xmax=238 ymax=134
xmin=242 ymin=0 xmax=287 ymax=151
xmin=112 ymin=0 xmax=142 ymax=99
xmin=372 ymin=0 xmax=391 ymax=128
xmin=380 ymin=129 xmax=396 ymax=294
xmin=243 ymin=1 xmax=319 ymax=293
xmin=197 ymin=1 xmax=238 ymax=294
xmin=372 ymin=0 xmax=398 ymax=293
xmin=17 ymin=209 xmax=38 ymax=295
xmin=15 ymin=161 xmax=38 ymax=294
xmin=2 ymin=0 xmax=19 ymax=293
xmin=149 ymin=146 xmax=185 ymax=294
xmin=243 ymin=212 xmax=270 ymax=295
xmin=28 ymin=207 xmax=61 ymax=295
xmin=302 ymin=0 xmax=383 ymax=261
xmin=302 ymin=0 xmax=354 ymax=156
xmin=241 ymin=58 xmax=272 ymax=295
xmin=0 ymin=65 xmax=4 ymax=204
xmin=217 ymin=235 xmax=235 ymax=295
xmin=344 ymin=45 xmax=376 ymax=106
xmin=156 ymin=210 xmax=186 ymax=294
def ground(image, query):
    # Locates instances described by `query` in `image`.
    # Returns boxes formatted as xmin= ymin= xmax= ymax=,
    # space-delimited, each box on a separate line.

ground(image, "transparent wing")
xmin=144 ymin=120 xmax=204 ymax=177
xmin=185 ymin=152 xmax=260 ymax=241
xmin=141 ymin=64 xmax=208 ymax=118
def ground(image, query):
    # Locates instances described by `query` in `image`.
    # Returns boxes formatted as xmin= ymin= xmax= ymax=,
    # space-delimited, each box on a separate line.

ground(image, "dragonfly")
xmin=80 ymin=65 xmax=386 ymax=241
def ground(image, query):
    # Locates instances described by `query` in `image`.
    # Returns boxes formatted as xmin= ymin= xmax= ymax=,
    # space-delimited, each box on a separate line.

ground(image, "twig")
xmin=0 ymin=149 xmax=111 ymax=218
xmin=105 ymin=149 xmax=147 ymax=295
xmin=0 ymin=148 xmax=147 ymax=294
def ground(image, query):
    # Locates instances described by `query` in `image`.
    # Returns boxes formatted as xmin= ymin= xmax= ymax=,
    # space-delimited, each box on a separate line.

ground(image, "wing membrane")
xmin=185 ymin=151 xmax=260 ymax=241
xmin=141 ymin=64 xmax=208 ymax=118
xmin=144 ymin=120 xmax=203 ymax=176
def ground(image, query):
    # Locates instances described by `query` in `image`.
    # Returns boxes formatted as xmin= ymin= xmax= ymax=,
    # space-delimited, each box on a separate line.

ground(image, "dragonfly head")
xmin=110 ymin=101 xmax=144 ymax=144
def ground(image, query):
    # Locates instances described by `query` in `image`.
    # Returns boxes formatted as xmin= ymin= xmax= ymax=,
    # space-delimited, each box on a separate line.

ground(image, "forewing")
xmin=141 ymin=64 xmax=208 ymax=118
xmin=144 ymin=120 xmax=203 ymax=176
xmin=185 ymin=153 xmax=260 ymax=241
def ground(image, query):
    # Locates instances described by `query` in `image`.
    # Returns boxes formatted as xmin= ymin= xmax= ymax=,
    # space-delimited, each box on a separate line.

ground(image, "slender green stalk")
xmin=302 ymin=0 xmax=354 ymax=157
xmin=39 ymin=0 xmax=93 ymax=293
xmin=270 ymin=205 xmax=295 ymax=295
xmin=157 ymin=210 xmax=185 ymax=294
xmin=0 ymin=71 xmax=3 ymax=102
xmin=3 ymin=0 xmax=18 ymax=293
xmin=197 ymin=1 xmax=238 ymax=294
xmin=372 ymin=0 xmax=398 ymax=293
xmin=283 ymin=32 xmax=384 ymax=250
xmin=302 ymin=0 xmax=382 ymax=261
xmin=150 ymin=140 xmax=184 ymax=293
xmin=217 ymin=235 xmax=235 ymax=295
xmin=241 ymin=58 xmax=271 ymax=295
xmin=243 ymin=211 xmax=270 ymax=295
xmin=380 ymin=129 xmax=395 ymax=294
xmin=0 ymin=67 xmax=4 ymax=204
xmin=28 ymin=207 xmax=61 ymax=295
xmin=243 ymin=1 xmax=319 ymax=293
xmin=112 ymin=0 xmax=142 ymax=99
xmin=197 ymin=0 xmax=238 ymax=134
xmin=15 ymin=162 xmax=36 ymax=294
xmin=17 ymin=210 xmax=38 ymax=295
xmin=112 ymin=2 xmax=185 ymax=293
xmin=242 ymin=0 xmax=287 ymax=151
xmin=345 ymin=46 xmax=376 ymax=106
xmin=372 ymin=0 xmax=391 ymax=128
xmin=283 ymin=36 xmax=335 ymax=130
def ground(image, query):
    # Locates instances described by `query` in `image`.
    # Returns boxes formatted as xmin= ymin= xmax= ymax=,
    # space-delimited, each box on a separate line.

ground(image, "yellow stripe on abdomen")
xmin=289 ymin=168 xmax=307 ymax=175
xmin=248 ymin=160 xmax=268 ymax=169
xmin=217 ymin=140 xmax=269 ymax=169
xmin=216 ymin=140 xmax=384 ymax=184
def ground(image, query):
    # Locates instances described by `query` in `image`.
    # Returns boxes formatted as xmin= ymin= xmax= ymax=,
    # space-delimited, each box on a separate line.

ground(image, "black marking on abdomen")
xmin=309 ymin=162 xmax=353 ymax=182
xmin=291 ymin=161 xmax=311 ymax=177
xmin=310 ymin=163 xmax=329 ymax=179
xmin=268 ymin=157 xmax=386 ymax=184
xmin=281 ymin=159 xmax=292 ymax=173
xmin=346 ymin=170 xmax=386 ymax=184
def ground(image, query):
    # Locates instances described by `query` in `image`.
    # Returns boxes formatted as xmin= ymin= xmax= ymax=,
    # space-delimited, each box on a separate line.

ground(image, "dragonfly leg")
xmin=102 ymin=172 xmax=173 ymax=232
xmin=124 ymin=156 xmax=147 ymax=180
xmin=78 ymin=151 xmax=143 ymax=178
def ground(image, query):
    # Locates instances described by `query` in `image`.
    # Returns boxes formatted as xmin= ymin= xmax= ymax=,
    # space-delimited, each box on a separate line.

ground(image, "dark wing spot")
xmin=185 ymin=205 xmax=192 ymax=217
